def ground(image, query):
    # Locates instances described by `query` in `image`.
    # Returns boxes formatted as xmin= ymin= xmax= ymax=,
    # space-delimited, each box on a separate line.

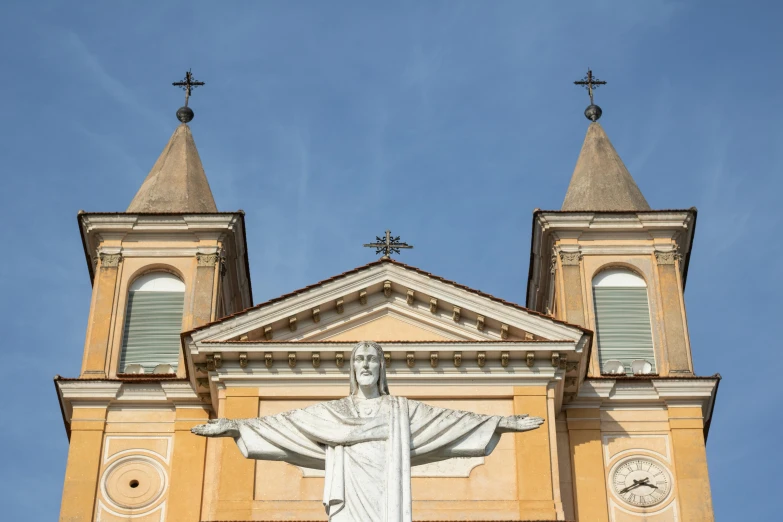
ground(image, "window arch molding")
xmin=591 ymin=261 xmax=649 ymax=286
xmin=129 ymin=271 xmax=186 ymax=292
xmin=593 ymin=266 xmax=648 ymax=288
xmin=590 ymin=266 xmax=656 ymax=375
xmin=126 ymin=263 xmax=187 ymax=290
xmin=119 ymin=269 xmax=186 ymax=375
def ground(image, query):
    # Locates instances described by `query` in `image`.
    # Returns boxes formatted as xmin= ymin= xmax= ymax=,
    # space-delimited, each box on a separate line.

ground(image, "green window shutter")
xmin=120 ymin=291 xmax=185 ymax=373
xmin=593 ymin=287 xmax=656 ymax=374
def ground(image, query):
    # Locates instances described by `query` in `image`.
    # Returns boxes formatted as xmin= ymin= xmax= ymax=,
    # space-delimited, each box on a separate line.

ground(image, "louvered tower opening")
xmin=119 ymin=272 xmax=185 ymax=374
xmin=592 ymin=269 xmax=656 ymax=375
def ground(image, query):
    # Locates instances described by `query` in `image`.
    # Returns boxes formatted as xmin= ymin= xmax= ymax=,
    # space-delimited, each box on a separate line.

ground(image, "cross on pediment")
xmin=364 ymin=230 xmax=413 ymax=259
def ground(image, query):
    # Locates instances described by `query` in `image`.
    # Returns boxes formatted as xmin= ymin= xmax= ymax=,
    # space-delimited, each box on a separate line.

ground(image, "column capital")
xmin=99 ymin=252 xmax=122 ymax=268
xmin=559 ymin=251 xmax=582 ymax=266
xmin=654 ymin=250 xmax=681 ymax=265
xmin=196 ymin=252 xmax=219 ymax=267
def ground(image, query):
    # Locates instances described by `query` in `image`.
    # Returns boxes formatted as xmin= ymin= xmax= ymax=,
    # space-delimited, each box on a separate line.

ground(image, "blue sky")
xmin=0 ymin=1 xmax=780 ymax=519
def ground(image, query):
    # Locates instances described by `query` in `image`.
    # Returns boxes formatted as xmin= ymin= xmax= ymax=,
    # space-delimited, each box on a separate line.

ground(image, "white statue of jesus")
xmin=192 ymin=341 xmax=544 ymax=522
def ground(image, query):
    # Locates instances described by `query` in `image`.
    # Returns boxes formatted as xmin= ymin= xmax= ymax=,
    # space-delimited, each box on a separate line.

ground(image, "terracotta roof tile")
xmin=204 ymin=339 xmax=574 ymax=344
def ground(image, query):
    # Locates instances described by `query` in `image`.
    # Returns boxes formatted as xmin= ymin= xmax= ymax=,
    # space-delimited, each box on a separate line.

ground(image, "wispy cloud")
xmin=62 ymin=30 xmax=168 ymax=132
xmin=74 ymin=123 xmax=145 ymax=181
xmin=696 ymin=110 xmax=752 ymax=254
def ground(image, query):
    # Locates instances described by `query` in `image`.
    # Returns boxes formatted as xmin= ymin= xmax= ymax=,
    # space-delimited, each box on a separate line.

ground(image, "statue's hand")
xmin=497 ymin=415 xmax=545 ymax=433
xmin=191 ymin=418 xmax=240 ymax=438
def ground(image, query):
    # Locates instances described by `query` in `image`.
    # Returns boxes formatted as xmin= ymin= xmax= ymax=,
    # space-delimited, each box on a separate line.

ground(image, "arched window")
xmin=119 ymin=272 xmax=185 ymax=374
xmin=592 ymin=269 xmax=655 ymax=375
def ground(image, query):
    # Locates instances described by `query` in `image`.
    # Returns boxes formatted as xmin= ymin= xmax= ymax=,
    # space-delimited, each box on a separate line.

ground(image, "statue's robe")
xmin=232 ymin=395 xmax=502 ymax=522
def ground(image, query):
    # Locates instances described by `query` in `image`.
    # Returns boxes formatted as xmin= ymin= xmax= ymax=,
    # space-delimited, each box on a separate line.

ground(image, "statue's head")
xmin=349 ymin=341 xmax=390 ymax=396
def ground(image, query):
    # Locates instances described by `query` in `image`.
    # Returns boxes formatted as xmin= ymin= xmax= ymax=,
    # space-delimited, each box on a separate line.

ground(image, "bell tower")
xmin=525 ymin=70 xmax=717 ymax=522
xmin=56 ymin=72 xmax=253 ymax=521
xmin=527 ymin=70 xmax=696 ymax=378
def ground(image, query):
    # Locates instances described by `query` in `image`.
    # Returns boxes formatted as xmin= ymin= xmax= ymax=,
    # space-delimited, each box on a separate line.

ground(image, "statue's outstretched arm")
xmin=495 ymin=415 xmax=545 ymax=434
xmin=192 ymin=418 xmax=240 ymax=438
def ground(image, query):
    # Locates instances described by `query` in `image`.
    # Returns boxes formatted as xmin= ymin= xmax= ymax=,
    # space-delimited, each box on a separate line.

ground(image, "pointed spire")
xmin=561 ymin=122 xmax=650 ymax=211
xmin=127 ymin=123 xmax=218 ymax=213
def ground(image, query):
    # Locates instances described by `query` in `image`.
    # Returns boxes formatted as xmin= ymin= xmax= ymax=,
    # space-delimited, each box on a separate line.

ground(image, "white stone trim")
xmin=130 ymin=272 xmax=185 ymax=292
xmin=593 ymin=269 xmax=647 ymax=288
xmin=57 ymin=381 xmax=202 ymax=424
xmin=569 ymin=378 xmax=719 ymax=421
xmin=196 ymin=339 xmax=577 ymax=354
xmin=188 ymin=263 xmax=586 ymax=344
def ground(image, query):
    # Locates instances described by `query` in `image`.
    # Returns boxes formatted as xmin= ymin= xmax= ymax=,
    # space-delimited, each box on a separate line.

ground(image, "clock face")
xmin=611 ymin=458 xmax=671 ymax=507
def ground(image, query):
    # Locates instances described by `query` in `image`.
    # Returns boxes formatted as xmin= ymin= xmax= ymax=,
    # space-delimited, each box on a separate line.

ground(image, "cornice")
xmin=55 ymin=379 xmax=203 ymax=426
xmin=203 ymin=362 xmax=564 ymax=403
xmin=80 ymin=212 xmax=242 ymax=231
xmin=570 ymin=378 xmax=719 ymax=417
xmin=535 ymin=210 xmax=695 ymax=232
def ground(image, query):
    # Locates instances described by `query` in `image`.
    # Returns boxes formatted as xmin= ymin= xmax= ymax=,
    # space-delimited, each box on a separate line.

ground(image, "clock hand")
xmin=634 ymin=477 xmax=659 ymax=489
xmin=619 ymin=482 xmax=642 ymax=494
xmin=619 ymin=478 xmax=652 ymax=494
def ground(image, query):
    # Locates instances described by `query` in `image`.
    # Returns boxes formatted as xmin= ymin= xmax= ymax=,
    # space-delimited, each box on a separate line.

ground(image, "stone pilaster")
xmin=167 ymin=405 xmax=211 ymax=521
xmin=559 ymin=251 xmax=586 ymax=328
xmin=193 ymin=252 xmax=218 ymax=328
xmin=668 ymin=406 xmax=715 ymax=521
xmin=513 ymin=386 xmax=558 ymax=520
xmin=655 ymin=250 xmax=693 ymax=373
xmin=566 ymin=407 xmax=610 ymax=522
xmin=59 ymin=405 xmax=108 ymax=521
xmin=81 ymin=253 xmax=121 ymax=377
xmin=210 ymin=391 xmax=258 ymax=520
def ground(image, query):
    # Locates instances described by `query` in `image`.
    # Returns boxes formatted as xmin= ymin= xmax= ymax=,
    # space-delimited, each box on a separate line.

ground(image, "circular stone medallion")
xmin=101 ymin=455 xmax=166 ymax=511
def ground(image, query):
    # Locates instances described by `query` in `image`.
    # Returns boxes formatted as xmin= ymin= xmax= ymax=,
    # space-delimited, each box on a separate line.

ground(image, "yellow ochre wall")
xmin=62 ymin=229 xmax=715 ymax=522
xmin=199 ymin=385 xmax=557 ymax=522
xmin=547 ymin=232 xmax=715 ymax=522
xmin=60 ymin=225 xmax=246 ymax=521
xmin=61 ymin=309 xmax=715 ymax=522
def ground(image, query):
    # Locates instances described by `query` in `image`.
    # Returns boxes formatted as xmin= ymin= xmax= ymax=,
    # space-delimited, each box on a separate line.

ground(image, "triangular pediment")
xmin=188 ymin=260 xmax=586 ymax=345
xmin=318 ymin=312 xmax=452 ymax=342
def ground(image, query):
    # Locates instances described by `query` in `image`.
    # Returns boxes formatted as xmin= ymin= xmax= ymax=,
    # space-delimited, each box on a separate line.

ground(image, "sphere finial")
xmin=584 ymin=104 xmax=602 ymax=122
xmin=176 ymin=106 xmax=194 ymax=123
xmin=574 ymin=69 xmax=607 ymax=122
xmin=172 ymin=69 xmax=205 ymax=124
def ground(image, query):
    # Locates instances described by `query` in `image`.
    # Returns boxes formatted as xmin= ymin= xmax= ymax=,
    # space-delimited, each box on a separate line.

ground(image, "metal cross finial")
xmin=574 ymin=68 xmax=606 ymax=121
xmin=172 ymin=69 xmax=205 ymax=108
xmin=363 ymin=230 xmax=413 ymax=259
xmin=172 ymin=69 xmax=205 ymax=123
xmin=574 ymin=68 xmax=606 ymax=105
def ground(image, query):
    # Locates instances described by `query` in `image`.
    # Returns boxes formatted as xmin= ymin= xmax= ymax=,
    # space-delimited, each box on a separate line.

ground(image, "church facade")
xmin=55 ymin=94 xmax=718 ymax=521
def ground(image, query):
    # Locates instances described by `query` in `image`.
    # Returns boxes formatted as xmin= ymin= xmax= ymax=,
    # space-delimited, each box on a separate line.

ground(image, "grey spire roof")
xmin=561 ymin=122 xmax=650 ymax=211
xmin=127 ymin=123 xmax=218 ymax=213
